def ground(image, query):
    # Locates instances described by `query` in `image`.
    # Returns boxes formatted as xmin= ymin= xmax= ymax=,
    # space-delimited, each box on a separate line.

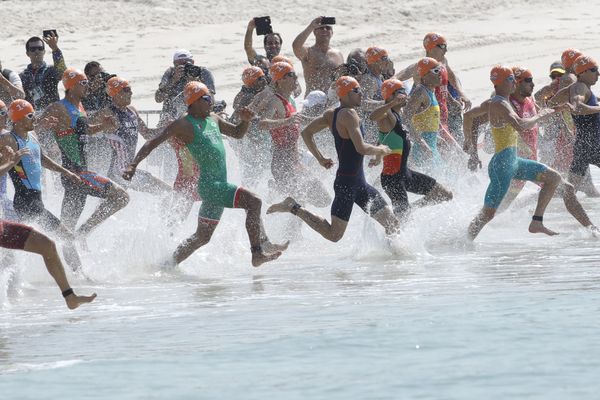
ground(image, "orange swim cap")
xmin=573 ymin=55 xmax=599 ymax=75
xmin=62 ymin=67 xmax=87 ymax=90
xmin=423 ymin=32 xmax=446 ymax=52
xmin=8 ymin=99 xmax=34 ymax=123
xmin=271 ymin=55 xmax=293 ymax=65
xmin=183 ymin=81 xmax=210 ymax=106
xmin=512 ymin=66 xmax=533 ymax=83
xmin=561 ymin=48 xmax=582 ymax=70
xmin=490 ymin=65 xmax=514 ymax=85
xmin=381 ymin=79 xmax=405 ymax=101
xmin=270 ymin=62 xmax=294 ymax=82
xmin=106 ymin=76 xmax=130 ymax=97
xmin=366 ymin=46 xmax=389 ymax=65
xmin=336 ymin=76 xmax=360 ymax=98
xmin=242 ymin=66 xmax=265 ymax=86
xmin=417 ymin=57 xmax=441 ymax=77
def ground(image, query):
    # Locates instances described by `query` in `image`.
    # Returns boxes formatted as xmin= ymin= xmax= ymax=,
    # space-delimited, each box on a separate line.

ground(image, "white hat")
xmin=302 ymin=90 xmax=327 ymax=108
xmin=173 ymin=49 xmax=193 ymax=62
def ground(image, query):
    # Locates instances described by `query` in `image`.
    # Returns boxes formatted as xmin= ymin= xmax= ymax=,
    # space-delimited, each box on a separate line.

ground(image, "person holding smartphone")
xmin=19 ymin=31 xmax=67 ymax=112
xmin=244 ymin=18 xmax=283 ymax=71
xmin=292 ymin=17 xmax=344 ymax=96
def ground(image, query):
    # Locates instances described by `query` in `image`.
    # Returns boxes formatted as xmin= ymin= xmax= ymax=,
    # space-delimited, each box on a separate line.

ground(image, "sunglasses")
xmin=394 ymin=88 xmax=407 ymax=95
xmin=0 ymin=110 xmax=7 ymax=117
xmin=506 ymin=75 xmax=516 ymax=82
xmin=522 ymin=77 xmax=534 ymax=83
xmin=121 ymin=86 xmax=132 ymax=93
xmin=351 ymin=87 xmax=362 ymax=94
xmin=285 ymin=72 xmax=297 ymax=78
xmin=79 ymin=79 xmax=89 ymax=86
xmin=25 ymin=113 xmax=35 ymax=120
xmin=201 ymin=95 xmax=213 ymax=104
xmin=379 ymin=55 xmax=390 ymax=62
xmin=28 ymin=46 xmax=45 ymax=52
xmin=588 ymin=67 xmax=599 ymax=73
xmin=437 ymin=44 xmax=447 ymax=50
xmin=430 ymin=67 xmax=442 ymax=75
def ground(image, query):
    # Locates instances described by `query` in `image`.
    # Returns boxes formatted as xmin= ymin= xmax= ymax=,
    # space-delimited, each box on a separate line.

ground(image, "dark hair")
xmin=25 ymin=36 xmax=44 ymax=51
xmin=84 ymin=61 xmax=101 ymax=76
xmin=263 ymin=33 xmax=283 ymax=47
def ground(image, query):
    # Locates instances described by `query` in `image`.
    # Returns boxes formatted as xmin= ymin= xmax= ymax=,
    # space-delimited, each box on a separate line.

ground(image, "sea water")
xmin=1 ymin=126 xmax=600 ymax=399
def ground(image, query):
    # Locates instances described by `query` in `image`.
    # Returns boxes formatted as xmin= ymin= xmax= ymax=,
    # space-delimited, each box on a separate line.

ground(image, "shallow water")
xmin=1 ymin=161 xmax=600 ymax=399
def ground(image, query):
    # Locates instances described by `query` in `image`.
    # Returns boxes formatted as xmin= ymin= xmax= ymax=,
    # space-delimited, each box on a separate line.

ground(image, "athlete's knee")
xmin=244 ymin=192 xmax=262 ymax=212
xmin=326 ymin=230 xmax=344 ymax=243
xmin=110 ymin=186 xmax=130 ymax=207
xmin=543 ymin=169 xmax=562 ymax=187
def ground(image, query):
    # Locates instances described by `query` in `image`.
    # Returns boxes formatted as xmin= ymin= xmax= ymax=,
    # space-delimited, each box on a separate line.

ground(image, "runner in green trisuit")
xmin=123 ymin=81 xmax=288 ymax=267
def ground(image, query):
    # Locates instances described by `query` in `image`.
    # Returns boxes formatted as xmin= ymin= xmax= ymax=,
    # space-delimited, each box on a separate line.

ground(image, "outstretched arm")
xmin=301 ymin=111 xmax=333 ymax=168
xmin=292 ymin=17 xmax=323 ymax=60
xmin=217 ymin=108 xmax=253 ymax=139
xmin=244 ymin=19 xmax=258 ymax=63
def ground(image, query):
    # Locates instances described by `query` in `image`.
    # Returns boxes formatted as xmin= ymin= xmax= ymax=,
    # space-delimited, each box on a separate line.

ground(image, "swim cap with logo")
xmin=242 ymin=66 xmax=265 ymax=86
xmin=417 ymin=57 xmax=441 ymax=77
xmin=8 ymin=99 xmax=34 ymax=122
xmin=423 ymin=32 xmax=446 ymax=52
xmin=366 ymin=46 xmax=389 ymax=65
xmin=106 ymin=76 xmax=130 ymax=97
xmin=561 ymin=48 xmax=582 ymax=70
xmin=183 ymin=81 xmax=210 ymax=105
xmin=512 ymin=66 xmax=533 ymax=83
xmin=336 ymin=76 xmax=360 ymax=98
xmin=490 ymin=65 xmax=514 ymax=85
xmin=381 ymin=79 xmax=405 ymax=101
xmin=62 ymin=68 xmax=87 ymax=90
xmin=270 ymin=62 xmax=294 ymax=82
xmin=573 ymin=55 xmax=599 ymax=75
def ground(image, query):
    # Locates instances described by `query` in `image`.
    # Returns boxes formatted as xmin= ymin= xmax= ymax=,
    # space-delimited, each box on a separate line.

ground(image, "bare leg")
xmin=412 ymin=183 xmax=454 ymax=209
xmin=580 ymin=167 xmax=600 ymax=197
xmin=77 ymin=185 xmax=130 ymax=237
xmin=268 ymin=197 xmax=348 ymax=242
xmin=468 ymin=206 xmax=496 ymax=240
xmin=371 ymin=206 xmax=399 ymax=235
xmin=560 ymin=180 xmax=595 ymax=228
xmin=235 ymin=190 xmax=284 ymax=266
xmin=173 ymin=220 xmax=218 ymax=264
xmin=23 ymin=230 xmax=96 ymax=309
xmin=528 ymin=169 xmax=561 ymax=235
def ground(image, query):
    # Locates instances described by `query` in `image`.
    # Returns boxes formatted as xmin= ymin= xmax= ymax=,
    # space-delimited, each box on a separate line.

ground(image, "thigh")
xmin=331 ymin=178 xmax=356 ymax=222
xmin=355 ymin=182 xmax=388 ymax=216
xmin=569 ymin=144 xmax=590 ymax=177
xmin=381 ymin=173 xmax=408 ymax=205
xmin=0 ymin=220 xmax=33 ymax=250
xmin=514 ymin=157 xmax=548 ymax=182
xmin=485 ymin=153 xmax=517 ymax=209
xmin=404 ymin=169 xmax=437 ymax=195
xmin=65 ymin=171 xmax=113 ymax=199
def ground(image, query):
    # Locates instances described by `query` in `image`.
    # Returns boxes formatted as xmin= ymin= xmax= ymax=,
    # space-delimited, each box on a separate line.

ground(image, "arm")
xmin=494 ymin=101 xmax=556 ymax=132
xmin=0 ymin=140 xmax=28 ymax=176
xmin=132 ymin=107 xmax=160 ymax=139
xmin=217 ymin=109 xmax=252 ymax=139
xmin=244 ymin=19 xmax=258 ymax=63
xmin=342 ymin=109 xmax=390 ymax=156
xmin=403 ymin=88 xmax=433 ymax=154
xmin=257 ymin=98 xmax=298 ymax=130
xmin=300 ymin=111 xmax=333 ymax=168
xmin=394 ymin=63 xmax=417 ymax=82
xmin=534 ymin=84 xmax=555 ymax=105
xmin=292 ymin=17 xmax=322 ymax=60
xmin=0 ymin=71 xmax=24 ymax=99
xmin=369 ymin=95 xmax=406 ymax=122
xmin=570 ymin=84 xmax=600 ymax=115
xmin=155 ymin=68 xmax=181 ymax=103
xmin=44 ymin=34 xmax=66 ymax=75
xmin=462 ymin=100 xmax=490 ymax=154
xmin=446 ymin=64 xmax=471 ymax=110
xmin=41 ymin=153 xmax=71 ymax=174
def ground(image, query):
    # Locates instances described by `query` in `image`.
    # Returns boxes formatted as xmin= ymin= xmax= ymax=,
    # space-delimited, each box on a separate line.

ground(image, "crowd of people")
xmin=1 ymin=17 xmax=600 ymax=310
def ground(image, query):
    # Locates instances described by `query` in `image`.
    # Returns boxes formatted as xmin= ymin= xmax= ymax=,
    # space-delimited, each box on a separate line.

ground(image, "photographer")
xmin=155 ymin=49 xmax=215 ymax=127
xmin=82 ymin=61 xmax=115 ymax=114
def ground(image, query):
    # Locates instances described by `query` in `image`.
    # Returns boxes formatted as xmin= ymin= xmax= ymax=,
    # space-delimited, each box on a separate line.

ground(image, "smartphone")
xmin=321 ymin=17 xmax=336 ymax=25
xmin=254 ymin=16 xmax=273 ymax=36
xmin=43 ymin=29 xmax=58 ymax=38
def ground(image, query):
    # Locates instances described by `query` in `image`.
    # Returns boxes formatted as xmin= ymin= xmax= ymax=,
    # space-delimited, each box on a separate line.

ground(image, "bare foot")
xmin=528 ymin=220 xmax=559 ymax=236
xmin=267 ymin=197 xmax=298 ymax=214
xmin=262 ymin=240 xmax=290 ymax=253
xmin=65 ymin=292 xmax=97 ymax=310
xmin=252 ymin=251 xmax=282 ymax=267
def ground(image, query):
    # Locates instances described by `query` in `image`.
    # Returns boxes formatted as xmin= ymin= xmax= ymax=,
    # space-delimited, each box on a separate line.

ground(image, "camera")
xmin=184 ymin=63 xmax=204 ymax=78
xmin=213 ymin=100 xmax=227 ymax=113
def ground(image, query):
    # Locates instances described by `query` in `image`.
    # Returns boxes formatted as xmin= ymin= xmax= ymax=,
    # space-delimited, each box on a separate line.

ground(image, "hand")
xmin=43 ymin=33 xmax=59 ymax=51
xmin=467 ymin=153 xmax=482 ymax=171
xmin=122 ymin=164 xmax=137 ymax=181
xmin=461 ymin=96 xmax=472 ymax=111
xmin=309 ymin=17 xmax=323 ymax=29
xmin=172 ymin=64 xmax=186 ymax=82
xmin=238 ymin=107 xmax=255 ymax=122
xmin=392 ymin=93 xmax=408 ymax=107
xmin=368 ymin=157 xmax=381 ymax=167
xmin=377 ymin=144 xmax=392 ymax=156
xmin=318 ymin=157 xmax=334 ymax=169
xmin=553 ymin=103 xmax=574 ymax=113
xmin=1 ymin=146 xmax=30 ymax=166
xmin=37 ymin=115 xmax=59 ymax=130
xmin=247 ymin=18 xmax=256 ymax=30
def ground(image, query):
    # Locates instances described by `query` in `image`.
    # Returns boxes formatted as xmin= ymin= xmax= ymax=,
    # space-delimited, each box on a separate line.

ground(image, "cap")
xmin=365 ymin=46 xmax=389 ymax=65
xmin=417 ymin=57 xmax=441 ymax=77
xmin=183 ymin=81 xmax=210 ymax=105
xmin=573 ymin=55 xmax=599 ymax=75
xmin=549 ymin=61 xmax=566 ymax=75
xmin=512 ymin=66 xmax=533 ymax=83
xmin=173 ymin=49 xmax=193 ymax=62
xmin=561 ymin=48 xmax=582 ymax=70
xmin=381 ymin=79 xmax=405 ymax=101
xmin=62 ymin=67 xmax=87 ymax=90
xmin=106 ymin=76 xmax=130 ymax=97
xmin=336 ymin=76 xmax=360 ymax=98
xmin=269 ymin=62 xmax=294 ymax=82
xmin=302 ymin=90 xmax=327 ymax=108
xmin=490 ymin=65 xmax=514 ymax=85
xmin=423 ymin=32 xmax=446 ymax=52
xmin=8 ymin=99 xmax=34 ymax=123
xmin=242 ymin=66 xmax=265 ymax=86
